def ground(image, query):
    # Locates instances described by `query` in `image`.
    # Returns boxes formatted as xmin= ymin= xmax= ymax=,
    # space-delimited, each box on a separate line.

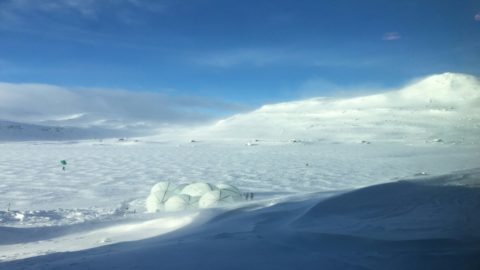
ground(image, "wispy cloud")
xmin=194 ymin=49 xmax=296 ymax=68
xmin=0 ymin=0 xmax=98 ymax=20
xmin=0 ymin=82 xmax=244 ymax=130
xmin=475 ymin=12 xmax=480 ymax=21
xmin=382 ymin=32 xmax=401 ymax=41
xmin=193 ymin=48 xmax=387 ymax=69
xmin=0 ymin=0 xmax=167 ymax=26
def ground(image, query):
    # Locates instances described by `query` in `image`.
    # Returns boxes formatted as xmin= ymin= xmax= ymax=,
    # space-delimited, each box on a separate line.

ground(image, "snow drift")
xmin=293 ymin=168 xmax=480 ymax=241
xmin=2 ymin=168 xmax=479 ymax=270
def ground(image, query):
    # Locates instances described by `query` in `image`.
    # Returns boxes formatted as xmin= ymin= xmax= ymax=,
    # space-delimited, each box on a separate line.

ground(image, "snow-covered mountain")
xmin=3 ymin=73 xmax=478 ymax=143
xmin=179 ymin=73 xmax=480 ymax=144
xmin=0 ymin=120 xmax=138 ymax=141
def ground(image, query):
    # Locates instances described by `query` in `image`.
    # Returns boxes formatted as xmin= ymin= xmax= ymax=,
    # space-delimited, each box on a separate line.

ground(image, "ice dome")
xmin=215 ymin=183 xmax=241 ymax=193
xmin=145 ymin=182 xmax=185 ymax=213
xmin=198 ymin=188 xmax=243 ymax=208
xmin=145 ymin=182 xmax=248 ymax=213
xmin=164 ymin=194 xmax=192 ymax=212
xmin=180 ymin=182 xmax=217 ymax=197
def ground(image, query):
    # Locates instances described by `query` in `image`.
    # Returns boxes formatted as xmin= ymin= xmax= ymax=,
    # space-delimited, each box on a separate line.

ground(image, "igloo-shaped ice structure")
xmin=145 ymin=182 xmax=248 ymax=213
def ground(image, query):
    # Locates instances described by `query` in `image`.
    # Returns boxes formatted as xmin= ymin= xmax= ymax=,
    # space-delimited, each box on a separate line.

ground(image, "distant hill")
xmin=0 ymin=120 xmax=137 ymax=141
xmin=177 ymin=73 xmax=480 ymax=144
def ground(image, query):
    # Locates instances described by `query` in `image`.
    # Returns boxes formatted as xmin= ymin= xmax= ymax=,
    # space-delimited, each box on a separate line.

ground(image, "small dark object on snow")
xmin=244 ymin=192 xmax=254 ymax=200
xmin=60 ymin=160 xmax=67 ymax=170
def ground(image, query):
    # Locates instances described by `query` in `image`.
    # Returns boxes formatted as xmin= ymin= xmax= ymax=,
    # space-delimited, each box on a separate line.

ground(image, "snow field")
xmin=1 ymin=141 xmax=479 ymax=213
xmin=1 ymin=168 xmax=479 ymax=269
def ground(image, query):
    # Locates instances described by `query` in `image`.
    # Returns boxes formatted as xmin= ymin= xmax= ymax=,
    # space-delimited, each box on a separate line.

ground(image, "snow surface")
xmin=1 ymin=73 xmax=480 ymax=269
xmin=1 ymin=168 xmax=480 ymax=269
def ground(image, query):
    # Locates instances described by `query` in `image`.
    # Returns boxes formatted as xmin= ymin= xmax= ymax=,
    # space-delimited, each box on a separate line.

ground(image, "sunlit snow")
xmin=0 ymin=73 xmax=479 ymax=269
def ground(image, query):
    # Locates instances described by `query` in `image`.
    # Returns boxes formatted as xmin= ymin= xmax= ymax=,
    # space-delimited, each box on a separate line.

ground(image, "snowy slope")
xmin=176 ymin=73 xmax=480 ymax=144
xmin=2 ymin=168 xmax=479 ymax=270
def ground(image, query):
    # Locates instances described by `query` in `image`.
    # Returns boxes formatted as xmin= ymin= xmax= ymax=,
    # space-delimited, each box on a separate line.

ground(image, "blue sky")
xmin=0 ymin=0 xmax=479 ymax=107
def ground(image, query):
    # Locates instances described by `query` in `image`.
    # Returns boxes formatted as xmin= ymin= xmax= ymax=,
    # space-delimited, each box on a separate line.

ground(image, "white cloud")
xmin=382 ymin=32 xmax=401 ymax=41
xmin=0 ymin=0 xmax=167 ymax=26
xmin=0 ymin=82 xmax=244 ymax=130
xmin=475 ymin=12 xmax=480 ymax=21
xmin=195 ymin=49 xmax=296 ymax=68
xmin=194 ymin=48 xmax=384 ymax=69
xmin=0 ymin=0 xmax=98 ymax=19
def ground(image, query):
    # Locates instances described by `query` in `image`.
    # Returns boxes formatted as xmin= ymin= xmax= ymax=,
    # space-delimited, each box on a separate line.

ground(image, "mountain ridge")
xmin=0 ymin=120 xmax=142 ymax=141
xmin=176 ymin=73 xmax=480 ymax=143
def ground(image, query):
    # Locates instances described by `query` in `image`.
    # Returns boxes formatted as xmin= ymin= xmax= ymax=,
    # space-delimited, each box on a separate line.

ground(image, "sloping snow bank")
xmin=0 ymin=212 xmax=200 ymax=261
xmin=293 ymin=167 xmax=480 ymax=240
xmin=2 ymin=168 xmax=479 ymax=270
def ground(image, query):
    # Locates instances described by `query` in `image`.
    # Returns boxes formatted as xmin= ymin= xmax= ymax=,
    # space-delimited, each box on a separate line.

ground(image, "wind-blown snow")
xmin=1 ymin=169 xmax=479 ymax=269
xmin=0 ymin=120 xmax=142 ymax=141
xmin=172 ymin=73 xmax=480 ymax=144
